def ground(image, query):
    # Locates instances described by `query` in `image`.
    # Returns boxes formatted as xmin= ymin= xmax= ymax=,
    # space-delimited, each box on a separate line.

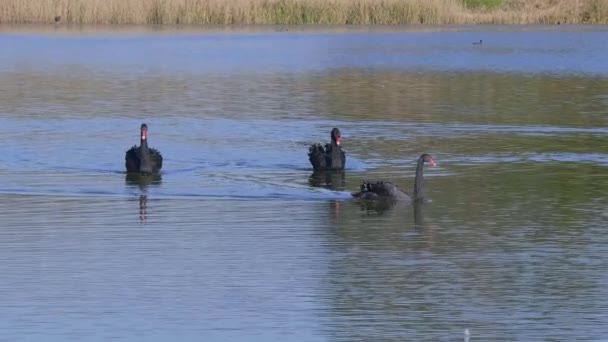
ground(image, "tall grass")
xmin=0 ymin=0 xmax=606 ymax=25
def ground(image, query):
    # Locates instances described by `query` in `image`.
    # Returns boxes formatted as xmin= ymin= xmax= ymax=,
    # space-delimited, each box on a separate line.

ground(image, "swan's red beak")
xmin=429 ymin=158 xmax=436 ymax=167
xmin=141 ymin=128 xmax=147 ymax=140
xmin=335 ymin=137 xmax=341 ymax=146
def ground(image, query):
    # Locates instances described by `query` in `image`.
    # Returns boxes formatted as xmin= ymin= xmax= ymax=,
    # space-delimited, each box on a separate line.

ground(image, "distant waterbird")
xmin=125 ymin=123 xmax=163 ymax=174
xmin=54 ymin=15 xmax=61 ymax=23
xmin=308 ymin=127 xmax=346 ymax=171
xmin=473 ymin=39 xmax=482 ymax=45
xmin=352 ymin=153 xmax=436 ymax=202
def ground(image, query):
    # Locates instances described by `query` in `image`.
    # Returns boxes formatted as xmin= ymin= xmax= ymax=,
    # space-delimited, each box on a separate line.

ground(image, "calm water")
xmin=1 ymin=25 xmax=607 ymax=341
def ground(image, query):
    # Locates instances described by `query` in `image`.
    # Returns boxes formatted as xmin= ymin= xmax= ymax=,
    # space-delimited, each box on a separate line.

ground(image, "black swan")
xmin=125 ymin=123 xmax=163 ymax=174
xmin=308 ymin=127 xmax=346 ymax=171
xmin=352 ymin=153 xmax=436 ymax=202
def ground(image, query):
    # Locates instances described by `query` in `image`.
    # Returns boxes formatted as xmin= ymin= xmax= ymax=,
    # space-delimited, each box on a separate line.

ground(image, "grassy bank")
xmin=1 ymin=0 xmax=607 ymax=25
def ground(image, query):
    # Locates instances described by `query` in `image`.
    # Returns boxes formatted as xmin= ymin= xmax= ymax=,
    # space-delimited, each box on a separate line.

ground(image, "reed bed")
xmin=0 ymin=0 xmax=606 ymax=25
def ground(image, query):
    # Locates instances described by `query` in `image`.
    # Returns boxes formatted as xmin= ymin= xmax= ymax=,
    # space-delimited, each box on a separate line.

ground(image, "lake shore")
xmin=1 ymin=0 xmax=607 ymax=25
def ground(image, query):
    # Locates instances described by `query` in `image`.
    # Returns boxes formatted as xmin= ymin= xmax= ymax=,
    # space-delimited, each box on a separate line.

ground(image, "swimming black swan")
xmin=125 ymin=123 xmax=163 ymax=174
xmin=308 ymin=128 xmax=346 ymax=171
xmin=352 ymin=153 xmax=436 ymax=202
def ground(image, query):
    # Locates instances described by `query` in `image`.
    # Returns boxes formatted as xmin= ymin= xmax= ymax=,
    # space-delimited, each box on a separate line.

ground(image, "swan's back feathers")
xmin=352 ymin=181 xmax=411 ymax=201
xmin=308 ymin=142 xmax=346 ymax=171
xmin=308 ymin=143 xmax=327 ymax=171
xmin=308 ymin=143 xmax=327 ymax=156
xmin=362 ymin=181 xmax=399 ymax=197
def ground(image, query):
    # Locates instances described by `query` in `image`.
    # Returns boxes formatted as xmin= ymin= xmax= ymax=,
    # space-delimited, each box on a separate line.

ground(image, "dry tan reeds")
xmin=0 ymin=0 xmax=606 ymax=25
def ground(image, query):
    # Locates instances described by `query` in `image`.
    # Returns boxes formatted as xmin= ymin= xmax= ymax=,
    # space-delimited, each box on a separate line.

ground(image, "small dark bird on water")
xmin=308 ymin=127 xmax=346 ymax=171
xmin=473 ymin=39 xmax=482 ymax=45
xmin=54 ymin=16 xmax=61 ymax=23
xmin=351 ymin=154 xmax=436 ymax=203
xmin=125 ymin=123 xmax=163 ymax=174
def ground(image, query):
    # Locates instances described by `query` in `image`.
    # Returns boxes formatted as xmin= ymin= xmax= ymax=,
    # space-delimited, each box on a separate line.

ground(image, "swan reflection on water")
xmin=356 ymin=199 xmax=437 ymax=246
xmin=308 ymin=170 xmax=346 ymax=191
xmin=356 ymin=197 xmax=429 ymax=226
xmin=139 ymin=195 xmax=147 ymax=222
xmin=125 ymin=173 xmax=161 ymax=223
xmin=356 ymin=196 xmax=401 ymax=214
xmin=413 ymin=200 xmax=426 ymax=229
xmin=125 ymin=173 xmax=162 ymax=189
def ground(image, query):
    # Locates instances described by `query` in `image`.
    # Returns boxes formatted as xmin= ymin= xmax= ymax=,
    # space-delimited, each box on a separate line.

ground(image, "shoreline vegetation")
xmin=0 ymin=0 xmax=607 ymax=25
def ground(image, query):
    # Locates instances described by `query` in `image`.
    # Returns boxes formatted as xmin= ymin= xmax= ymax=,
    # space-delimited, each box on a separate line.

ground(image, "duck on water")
xmin=352 ymin=153 xmax=436 ymax=203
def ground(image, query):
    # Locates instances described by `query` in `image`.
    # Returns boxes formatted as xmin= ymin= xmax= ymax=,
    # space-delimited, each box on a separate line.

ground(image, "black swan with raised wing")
xmin=308 ymin=127 xmax=345 ymax=171
xmin=352 ymin=153 xmax=436 ymax=202
xmin=125 ymin=123 xmax=163 ymax=174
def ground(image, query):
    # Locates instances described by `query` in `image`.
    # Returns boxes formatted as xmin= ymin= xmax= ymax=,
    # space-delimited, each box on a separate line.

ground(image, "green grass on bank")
xmin=464 ymin=0 xmax=504 ymax=10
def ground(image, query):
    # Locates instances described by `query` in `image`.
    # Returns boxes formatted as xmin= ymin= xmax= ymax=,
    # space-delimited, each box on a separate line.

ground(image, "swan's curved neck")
xmin=329 ymin=139 xmax=342 ymax=168
xmin=413 ymin=157 xmax=425 ymax=200
xmin=140 ymin=133 xmax=150 ymax=160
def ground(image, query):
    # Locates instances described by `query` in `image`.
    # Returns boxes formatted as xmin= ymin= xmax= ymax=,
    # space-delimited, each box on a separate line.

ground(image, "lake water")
xmin=1 ymin=24 xmax=607 ymax=341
